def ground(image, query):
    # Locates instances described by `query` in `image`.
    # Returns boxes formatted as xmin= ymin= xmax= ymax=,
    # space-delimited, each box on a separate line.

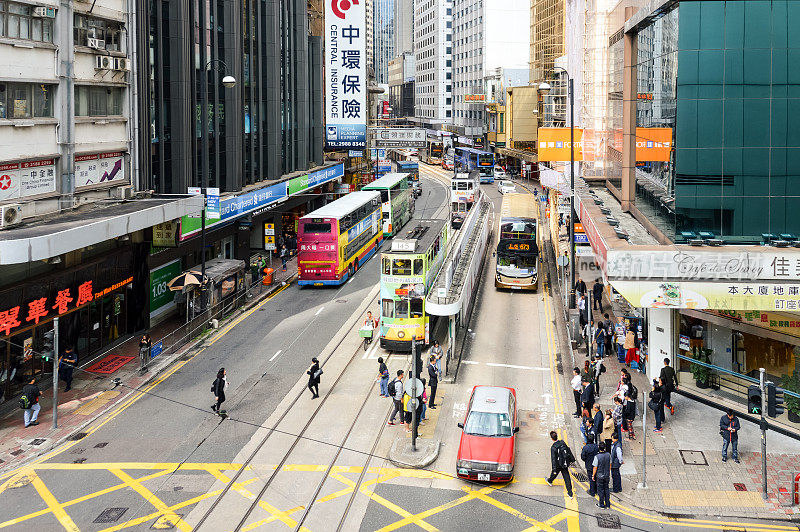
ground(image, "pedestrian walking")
xmin=593 ymin=441 xmax=612 ymax=508
xmin=623 ymin=391 xmax=637 ymax=440
xmin=387 ymin=370 xmax=405 ymax=425
xmin=20 ymin=377 xmax=41 ymax=427
xmin=59 ymin=346 xmax=77 ymax=392
xmin=307 ymin=357 xmax=321 ymax=399
xmin=377 ymin=357 xmax=390 ymax=397
xmin=592 ymin=279 xmax=604 ymax=311
xmin=603 ymin=313 xmax=614 ymax=358
xmin=614 ymin=318 xmax=627 ymax=362
xmin=624 ymin=329 xmax=637 ymax=366
xmin=139 ymin=333 xmax=152 ymax=369
xmin=571 ymin=367 xmax=582 ymax=417
xmin=427 ymin=356 xmax=438 ymax=408
xmin=581 ymin=433 xmax=599 ymax=497
xmin=574 ymin=276 xmax=587 ymax=297
xmin=545 ymin=431 xmax=575 ymax=498
xmin=211 ymin=368 xmax=227 ymax=414
xmin=280 ymin=244 xmax=289 ymax=271
xmin=581 ymin=377 xmax=595 ymax=413
xmin=660 ymin=358 xmax=678 ymax=415
xmin=648 ymin=378 xmax=665 ymax=432
xmin=593 ymin=323 xmax=606 ymax=359
xmin=430 ymin=341 xmax=443 ymax=375
xmin=578 ymin=294 xmax=588 ymax=331
xmin=610 ymin=432 xmax=624 ymax=493
xmin=720 ymin=408 xmax=740 ymax=463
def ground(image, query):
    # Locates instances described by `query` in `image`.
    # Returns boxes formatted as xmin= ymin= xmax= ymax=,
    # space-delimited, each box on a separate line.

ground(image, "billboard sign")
xmin=537 ymin=128 xmax=584 ymax=161
xmin=636 ymin=128 xmax=672 ymax=162
xmin=75 ymin=152 xmax=126 ymax=188
xmin=325 ymin=0 xmax=366 ymax=148
xmin=0 ymin=159 xmax=57 ymax=201
xmin=374 ymin=128 xmax=426 ymax=148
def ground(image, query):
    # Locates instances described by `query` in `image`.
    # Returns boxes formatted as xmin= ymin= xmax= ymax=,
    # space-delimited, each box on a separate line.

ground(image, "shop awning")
xmin=203 ymin=258 xmax=246 ymax=283
xmin=0 ymin=195 xmax=203 ymax=265
xmin=496 ymin=147 xmax=538 ymax=163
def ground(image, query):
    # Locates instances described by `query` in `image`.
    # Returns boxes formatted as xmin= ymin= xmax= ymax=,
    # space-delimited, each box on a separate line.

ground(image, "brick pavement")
xmin=0 ymin=254 xmax=297 ymax=478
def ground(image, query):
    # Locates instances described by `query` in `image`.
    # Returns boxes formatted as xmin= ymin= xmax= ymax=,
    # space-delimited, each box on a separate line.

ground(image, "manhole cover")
xmin=30 ymin=438 xmax=46 ymax=446
xmin=733 ymin=483 xmax=747 ymax=491
xmin=574 ymin=471 xmax=589 ymax=482
xmin=9 ymin=449 xmax=23 ymax=456
xmin=336 ymin=299 xmax=348 ymax=303
xmin=95 ymin=442 xmax=109 ymax=448
xmin=73 ymin=458 xmax=87 ymax=464
xmin=679 ymin=450 xmax=707 ymax=465
xmin=94 ymin=508 xmax=128 ymax=523
xmin=596 ymin=513 xmax=621 ymax=529
xmin=69 ymin=432 xmax=89 ymax=441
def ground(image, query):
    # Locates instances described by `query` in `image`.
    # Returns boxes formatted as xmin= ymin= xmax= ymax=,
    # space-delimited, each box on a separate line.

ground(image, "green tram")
xmin=379 ymin=219 xmax=449 ymax=351
xmin=363 ymin=172 xmax=413 ymax=238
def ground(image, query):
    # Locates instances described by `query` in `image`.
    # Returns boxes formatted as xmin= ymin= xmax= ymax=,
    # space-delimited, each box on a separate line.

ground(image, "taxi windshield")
xmin=464 ymin=411 xmax=513 ymax=437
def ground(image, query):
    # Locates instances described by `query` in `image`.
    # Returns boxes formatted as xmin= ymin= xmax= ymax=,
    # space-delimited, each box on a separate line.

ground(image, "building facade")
xmin=389 ymin=52 xmax=416 ymax=118
xmin=530 ymin=0 xmax=566 ymax=83
xmin=394 ymin=0 xmax=414 ymax=55
xmin=412 ymin=0 xmax=452 ymax=127
xmin=373 ymin=0 xmax=394 ymax=84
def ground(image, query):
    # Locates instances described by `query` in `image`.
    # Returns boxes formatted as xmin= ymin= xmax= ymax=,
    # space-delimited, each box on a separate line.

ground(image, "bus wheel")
xmin=348 ymin=264 xmax=354 ymax=278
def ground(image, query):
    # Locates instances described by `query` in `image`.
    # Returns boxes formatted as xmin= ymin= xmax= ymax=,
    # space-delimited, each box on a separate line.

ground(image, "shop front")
xmin=0 ymin=245 xmax=147 ymax=402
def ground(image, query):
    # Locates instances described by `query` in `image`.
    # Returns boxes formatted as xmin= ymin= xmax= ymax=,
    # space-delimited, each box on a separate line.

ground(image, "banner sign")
xmin=325 ymin=0 xmax=366 ymax=148
xmin=206 ymin=187 xmax=220 ymax=220
xmin=180 ymin=164 xmax=344 ymax=240
xmin=636 ymin=128 xmax=672 ymax=162
xmin=610 ymin=279 xmax=800 ymax=311
xmin=149 ymin=259 xmax=181 ymax=317
xmin=349 ymin=150 xmax=364 ymax=158
xmin=0 ymin=159 xmax=57 ymax=201
xmin=374 ymin=128 xmax=426 ymax=148
xmin=75 ymin=152 xmax=126 ymax=187
xmin=537 ymin=128 xmax=584 ymax=161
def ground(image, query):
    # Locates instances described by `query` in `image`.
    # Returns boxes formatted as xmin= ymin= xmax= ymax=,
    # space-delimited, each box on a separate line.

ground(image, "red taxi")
xmin=456 ymin=385 xmax=519 ymax=482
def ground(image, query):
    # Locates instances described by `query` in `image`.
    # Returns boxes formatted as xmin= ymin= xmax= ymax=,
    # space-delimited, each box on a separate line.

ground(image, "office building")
xmin=373 ymin=0 xmax=395 ymax=84
xmin=413 ymin=0 xmax=453 ymax=127
xmin=530 ymin=0 xmax=566 ymax=83
xmin=389 ymin=52 xmax=416 ymax=118
xmin=394 ymin=0 xmax=414 ymax=54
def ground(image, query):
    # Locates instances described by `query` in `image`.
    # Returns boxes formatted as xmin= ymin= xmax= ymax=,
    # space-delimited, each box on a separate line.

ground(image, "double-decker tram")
xmin=495 ymin=193 xmax=541 ymax=291
xmin=297 ymin=191 xmax=382 ymax=286
xmin=396 ymin=160 xmax=420 ymax=196
xmin=362 ymin=173 xmax=413 ymax=237
xmin=379 ymin=219 xmax=449 ymax=350
xmin=450 ymin=170 xmax=480 ymax=229
xmin=420 ymin=139 xmax=444 ymax=164
xmin=455 ymin=147 xmax=495 ymax=183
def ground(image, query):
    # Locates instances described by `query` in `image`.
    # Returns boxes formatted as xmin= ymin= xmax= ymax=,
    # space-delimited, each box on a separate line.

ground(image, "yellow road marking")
xmin=109 ymin=468 xmax=191 ymax=532
xmin=29 ymin=471 xmax=80 ymax=532
xmin=661 ymin=488 xmax=766 ymax=508
xmin=72 ymin=390 xmax=121 ymax=415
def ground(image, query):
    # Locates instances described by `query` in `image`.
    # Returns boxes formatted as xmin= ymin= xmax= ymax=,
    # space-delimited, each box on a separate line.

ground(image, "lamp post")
xmin=199 ymin=60 xmax=236 ymax=309
xmin=539 ymin=69 xmax=575 ymax=307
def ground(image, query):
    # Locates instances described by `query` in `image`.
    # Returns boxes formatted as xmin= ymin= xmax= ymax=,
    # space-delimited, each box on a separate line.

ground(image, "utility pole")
xmin=759 ymin=367 xmax=768 ymax=500
xmin=641 ymin=391 xmax=647 ymax=488
xmin=52 ymin=317 xmax=59 ymax=429
xmin=411 ymin=334 xmax=418 ymax=451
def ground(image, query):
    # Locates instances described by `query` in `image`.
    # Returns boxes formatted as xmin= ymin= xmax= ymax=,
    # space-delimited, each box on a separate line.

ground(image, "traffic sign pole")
xmin=52 ymin=316 xmax=58 ymax=429
xmin=411 ymin=335 xmax=418 ymax=451
xmin=760 ymin=368 xmax=768 ymax=500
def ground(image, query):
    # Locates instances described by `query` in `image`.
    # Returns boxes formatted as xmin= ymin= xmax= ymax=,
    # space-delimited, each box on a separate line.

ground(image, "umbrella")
xmin=167 ymin=270 xmax=207 ymax=291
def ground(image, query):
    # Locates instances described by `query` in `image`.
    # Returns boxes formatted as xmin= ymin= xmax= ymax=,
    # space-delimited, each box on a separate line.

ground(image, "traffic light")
xmin=747 ymin=385 xmax=762 ymax=415
xmin=41 ymin=329 xmax=54 ymax=362
xmin=766 ymin=382 xmax=785 ymax=418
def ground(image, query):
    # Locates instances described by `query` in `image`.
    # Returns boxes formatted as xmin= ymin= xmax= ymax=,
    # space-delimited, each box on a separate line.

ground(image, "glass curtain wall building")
xmin=137 ymin=0 xmax=323 ymax=195
xmin=606 ymin=0 xmax=800 ymax=243
xmin=374 ymin=0 xmax=395 ymax=84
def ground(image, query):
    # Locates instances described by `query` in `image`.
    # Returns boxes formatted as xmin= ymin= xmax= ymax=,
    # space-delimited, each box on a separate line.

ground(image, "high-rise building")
xmin=366 ymin=0 xmax=375 ymax=78
xmin=389 ymin=52 xmax=417 ymax=118
xmin=530 ymin=0 xmax=566 ymax=83
xmin=373 ymin=0 xmax=395 ymax=84
xmin=394 ymin=0 xmax=414 ymax=55
xmin=413 ymin=0 xmax=453 ymax=127
xmin=451 ymin=0 xmax=528 ymax=140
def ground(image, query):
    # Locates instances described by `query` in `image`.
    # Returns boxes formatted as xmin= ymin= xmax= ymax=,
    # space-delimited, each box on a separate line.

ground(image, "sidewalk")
xmin=0 ymin=254 xmax=298 ymax=478
xmin=549 ymin=250 xmax=800 ymax=519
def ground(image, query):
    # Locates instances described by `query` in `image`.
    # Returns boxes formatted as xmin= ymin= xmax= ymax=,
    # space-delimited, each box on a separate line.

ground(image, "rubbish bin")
xmin=262 ymin=268 xmax=274 ymax=286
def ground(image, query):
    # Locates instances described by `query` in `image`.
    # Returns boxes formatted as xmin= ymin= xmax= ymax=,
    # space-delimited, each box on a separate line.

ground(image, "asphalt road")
xmin=0 ymin=173 xmax=450 ymax=531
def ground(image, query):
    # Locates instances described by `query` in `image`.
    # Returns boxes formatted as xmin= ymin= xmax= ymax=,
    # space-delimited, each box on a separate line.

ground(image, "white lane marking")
xmin=486 ymin=362 xmax=534 ymax=370
xmin=541 ymin=393 xmax=553 ymax=405
xmin=462 ymin=360 xmax=478 ymax=365
xmin=269 ymin=350 xmax=282 ymax=361
xmin=315 ymin=306 xmax=325 ymax=316
xmin=453 ymin=402 xmax=468 ymax=419
xmin=362 ymin=339 xmax=380 ymax=359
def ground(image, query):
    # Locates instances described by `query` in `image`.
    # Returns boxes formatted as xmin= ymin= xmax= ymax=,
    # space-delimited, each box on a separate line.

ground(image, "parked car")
xmin=494 ymin=166 xmax=507 ymax=179
xmin=456 ymin=386 xmax=519 ymax=482
xmin=497 ymin=180 xmax=516 ymax=194
xmin=442 ymin=159 xmax=454 ymax=171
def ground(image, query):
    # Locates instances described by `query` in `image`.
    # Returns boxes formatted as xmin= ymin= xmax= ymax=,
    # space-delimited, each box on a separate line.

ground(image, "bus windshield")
xmin=500 ymin=221 xmax=536 ymax=240
xmin=496 ymin=252 xmax=538 ymax=276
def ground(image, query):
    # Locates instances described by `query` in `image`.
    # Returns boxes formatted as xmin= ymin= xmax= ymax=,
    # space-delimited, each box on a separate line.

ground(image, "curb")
xmin=387 ymin=438 xmax=441 ymax=469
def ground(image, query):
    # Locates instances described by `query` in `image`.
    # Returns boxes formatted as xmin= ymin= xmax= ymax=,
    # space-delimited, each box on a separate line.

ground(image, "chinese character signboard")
xmin=373 ymin=128 xmax=426 ymax=148
xmin=0 ymin=159 xmax=57 ymax=201
xmin=152 ymin=220 xmax=179 ymax=247
xmin=537 ymin=128 xmax=584 ymax=161
xmin=75 ymin=152 xmax=126 ymax=188
xmin=325 ymin=0 xmax=366 ymax=148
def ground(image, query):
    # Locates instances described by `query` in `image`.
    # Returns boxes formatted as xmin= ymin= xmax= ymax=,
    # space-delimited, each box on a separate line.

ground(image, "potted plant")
xmin=780 ymin=369 xmax=800 ymax=423
xmin=690 ymin=346 xmax=712 ymax=389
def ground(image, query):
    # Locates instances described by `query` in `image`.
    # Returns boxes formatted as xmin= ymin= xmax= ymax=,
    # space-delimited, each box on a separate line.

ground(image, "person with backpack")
xmin=307 ymin=357 xmax=321 ymax=399
xmin=21 ymin=377 xmax=41 ymax=427
xmin=610 ymin=432 xmax=624 ymax=493
xmin=387 ymin=370 xmax=405 ymax=425
xmin=581 ymin=433 xmax=599 ymax=497
xmin=377 ymin=357 xmax=390 ymax=397
xmin=427 ymin=356 xmax=439 ymax=408
xmin=593 ymin=441 xmax=612 ymax=508
xmin=593 ymin=323 xmax=606 ymax=359
xmin=211 ymin=368 xmax=227 ymax=414
xmin=545 ymin=430 xmax=575 ymax=498
xmin=659 ymin=357 xmax=678 ymax=415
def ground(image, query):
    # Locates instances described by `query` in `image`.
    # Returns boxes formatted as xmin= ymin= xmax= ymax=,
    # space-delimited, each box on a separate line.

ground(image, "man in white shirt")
xmin=571 ymin=367 xmax=582 ymax=418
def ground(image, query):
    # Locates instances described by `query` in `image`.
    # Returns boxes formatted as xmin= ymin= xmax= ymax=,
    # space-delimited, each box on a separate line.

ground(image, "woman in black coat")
xmin=212 ymin=367 xmax=227 ymax=414
xmin=307 ymin=357 xmax=321 ymax=399
xmin=649 ymin=378 xmax=665 ymax=433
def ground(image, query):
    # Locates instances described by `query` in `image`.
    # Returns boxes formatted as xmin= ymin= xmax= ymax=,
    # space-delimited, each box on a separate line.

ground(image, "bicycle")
xmin=359 ymin=326 xmax=374 ymax=351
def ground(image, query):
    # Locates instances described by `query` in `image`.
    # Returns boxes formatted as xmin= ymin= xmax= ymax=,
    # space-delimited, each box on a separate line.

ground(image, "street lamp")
xmin=199 ymin=60 xmax=236 ymax=310
xmin=538 ymin=68 xmax=575 ymax=308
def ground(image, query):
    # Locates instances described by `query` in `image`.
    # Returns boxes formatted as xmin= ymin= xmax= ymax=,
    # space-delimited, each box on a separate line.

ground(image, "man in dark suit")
xmin=581 ymin=377 xmax=595 ymax=412
xmin=592 ymin=404 xmax=604 ymax=439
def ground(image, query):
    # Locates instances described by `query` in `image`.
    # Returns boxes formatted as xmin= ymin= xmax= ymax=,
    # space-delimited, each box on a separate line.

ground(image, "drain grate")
xmin=94 ymin=508 xmax=128 ymax=523
xmin=94 ymin=442 xmax=109 ymax=448
xmin=73 ymin=457 xmax=87 ymax=464
xmin=679 ymin=450 xmax=708 ymax=465
xmin=596 ymin=513 xmax=621 ymax=529
xmin=70 ymin=448 xmax=85 ymax=454
xmin=30 ymin=438 xmax=46 ymax=446
xmin=10 ymin=449 xmax=23 ymax=456
xmin=69 ymin=432 xmax=88 ymax=441
xmin=733 ymin=483 xmax=747 ymax=491
xmin=574 ymin=471 xmax=589 ymax=482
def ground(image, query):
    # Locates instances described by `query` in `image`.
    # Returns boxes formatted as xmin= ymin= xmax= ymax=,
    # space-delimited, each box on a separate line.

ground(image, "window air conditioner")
xmin=95 ymin=55 xmax=113 ymax=69
xmin=114 ymin=58 xmax=130 ymax=71
xmin=87 ymin=37 xmax=105 ymax=50
xmin=0 ymin=204 xmax=23 ymax=228
xmin=32 ymin=6 xmax=55 ymax=17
